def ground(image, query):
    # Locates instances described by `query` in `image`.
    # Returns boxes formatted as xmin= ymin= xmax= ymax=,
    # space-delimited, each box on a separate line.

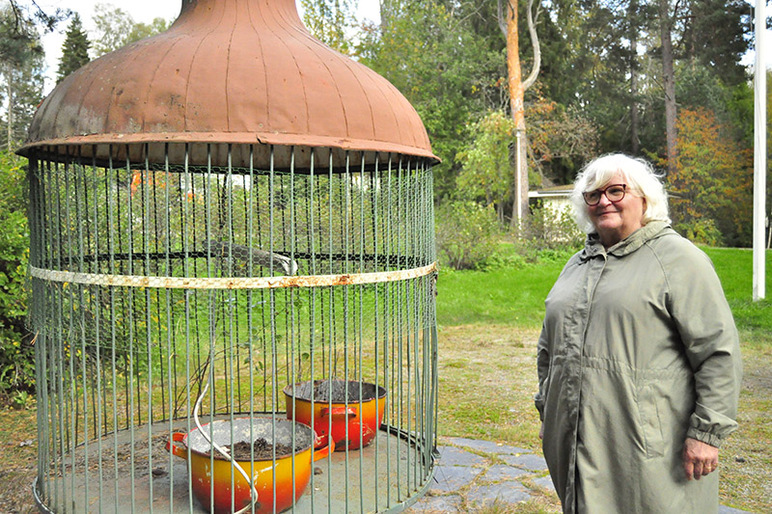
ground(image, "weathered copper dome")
xmin=18 ymin=0 xmax=437 ymax=167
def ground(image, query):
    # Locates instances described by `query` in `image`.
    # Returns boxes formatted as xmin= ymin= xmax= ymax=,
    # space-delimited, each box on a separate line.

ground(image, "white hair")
xmin=570 ymin=153 xmax=671 ymax=234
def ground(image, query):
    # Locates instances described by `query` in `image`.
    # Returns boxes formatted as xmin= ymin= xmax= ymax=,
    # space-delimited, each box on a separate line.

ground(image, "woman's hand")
xmin=682 ymin=437 xmax=719 ymax=480
xmin=539 ymin=422 xmax=544 ymax=440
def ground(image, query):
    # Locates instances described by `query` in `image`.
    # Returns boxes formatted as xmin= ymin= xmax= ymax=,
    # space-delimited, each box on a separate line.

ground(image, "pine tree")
xmin=57 ymin=13 xmax=90 ymax=83
xmin=1 ymin=5 xmax=45 ymax=150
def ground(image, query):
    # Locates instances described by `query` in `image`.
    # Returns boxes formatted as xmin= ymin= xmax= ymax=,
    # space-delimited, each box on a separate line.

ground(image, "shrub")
xmin=514 ymin=202 xmax=584 ymax=261
xmin=0 ymin=152 xmax=33 ymax=399
xmin=435 ymin=200 xmax=502 ymax=270
xmin=674 ymin=218 xmax=724 ymax=247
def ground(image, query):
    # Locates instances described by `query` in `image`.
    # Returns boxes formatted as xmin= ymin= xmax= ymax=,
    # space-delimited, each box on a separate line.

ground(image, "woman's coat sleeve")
xmin=663 ymin=245 xmax=742 ymax=447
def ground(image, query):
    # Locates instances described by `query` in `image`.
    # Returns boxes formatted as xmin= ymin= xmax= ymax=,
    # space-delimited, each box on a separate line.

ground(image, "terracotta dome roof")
xmin=18 ymin=0 xmax=437 ymax=167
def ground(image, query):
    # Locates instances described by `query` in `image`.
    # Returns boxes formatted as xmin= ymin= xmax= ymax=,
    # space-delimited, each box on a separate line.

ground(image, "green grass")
xmin=702 ymin=246 xmax=772 ymax=339
xmin=437 ymin=262 xmax=564 ymax=328
xmin=437 ymin=246 xmax=772 ymax=332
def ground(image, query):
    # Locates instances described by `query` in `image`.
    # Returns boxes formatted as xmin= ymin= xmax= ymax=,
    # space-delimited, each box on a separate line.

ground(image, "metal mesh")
xmin=28 ymin=143 xmax=438 ymax=513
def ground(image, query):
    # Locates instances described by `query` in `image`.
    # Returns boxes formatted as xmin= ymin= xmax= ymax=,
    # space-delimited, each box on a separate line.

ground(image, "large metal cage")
xmin=21 ymin=1 xmax=440 ymax=510
xmin=26 ymin=144 xmax=438 ymax=512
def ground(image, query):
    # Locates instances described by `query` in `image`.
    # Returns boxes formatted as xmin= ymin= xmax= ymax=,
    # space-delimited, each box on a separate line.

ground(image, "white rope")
xmin=29 ymin=262 xmax=438 ymax=289
xmin=193 ymin=381 xmax=259 ymax=514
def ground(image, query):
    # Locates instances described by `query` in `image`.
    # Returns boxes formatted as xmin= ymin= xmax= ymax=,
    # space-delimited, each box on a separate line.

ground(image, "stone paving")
xmin=408 ymin=437 xmax=554 ymax=512
xmin=408 ymin=437 xmax=750 ymax=513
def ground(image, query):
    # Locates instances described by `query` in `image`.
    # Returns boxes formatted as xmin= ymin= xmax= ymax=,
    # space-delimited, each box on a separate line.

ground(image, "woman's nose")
xmin=597 ymin=192 xmax=613 ymax=206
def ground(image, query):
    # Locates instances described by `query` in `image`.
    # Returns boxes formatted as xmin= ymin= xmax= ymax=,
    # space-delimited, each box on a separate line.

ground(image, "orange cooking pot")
xmin=284 ymin=380 xmax=387 ymax=451
xmin=167 ymin=418 xmax=332 ymax=513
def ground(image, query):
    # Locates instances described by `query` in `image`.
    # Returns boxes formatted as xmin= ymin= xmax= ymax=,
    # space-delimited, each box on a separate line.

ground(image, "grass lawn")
xmin=1 ymin=247 xmax=769 ymax=513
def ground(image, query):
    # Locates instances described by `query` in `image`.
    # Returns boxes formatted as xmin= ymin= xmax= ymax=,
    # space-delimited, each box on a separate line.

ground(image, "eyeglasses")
xmin=582 ymin=184 xmax=628 ymax=206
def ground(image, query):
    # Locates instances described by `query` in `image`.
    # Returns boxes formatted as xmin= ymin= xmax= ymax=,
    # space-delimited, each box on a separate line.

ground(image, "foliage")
xmin=677 ymin=218 xmax=723 ymax=247
xmin=300 ymin=0 xmax=357 ymax=54
xmin=668 ymin=108 xmax=753 ymax=247
xmin=518 ymin=201 xmax=584 ymax=255
xmin=435 ymin=200 xmax=503 ymax=270
xmin=358 ymin=0 xmax=507 ymax=200
xmin=0 ymin=2 xmax=48 ymax=66
xmin=0 ymin=4 xmax=45 ymax=150
xmin=0 ymin=152 xmax=32 ymax=396
xmin=0 ymin=0 xmax=66 ymax=38
xmin=526 ymin=93 xmax=599 ymax=184
xmin=678 ymin=0 xmax=750 ymax=88
xmin=57 ymin=13 xmax=90 ymax=82
xmin=456 ymin=110 xmax=514 ymax=220
xmin=90 ymin=3 xmax=169 ymax=57
xmin=675 ymin=62 xmax=753 ymax=148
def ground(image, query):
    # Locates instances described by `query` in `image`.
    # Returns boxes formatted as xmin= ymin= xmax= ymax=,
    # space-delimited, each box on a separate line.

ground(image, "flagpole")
xmin=753 ymin=0 xmax=767 ymax=301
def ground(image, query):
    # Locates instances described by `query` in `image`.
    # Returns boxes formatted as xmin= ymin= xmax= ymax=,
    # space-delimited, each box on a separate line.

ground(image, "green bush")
xmin=674 ymin=218 xmax=724 ymax=247
xmin=514 ymin=202 xmax=584 ymax=261
xmin=435 ymin=200 xmax=503 ymax=270
xmin=0 ymin=152 xmax=33 ymax=399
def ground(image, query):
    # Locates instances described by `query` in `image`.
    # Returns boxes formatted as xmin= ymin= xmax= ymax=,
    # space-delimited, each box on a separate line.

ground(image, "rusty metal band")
xmin=29 ymin=263 xmax=438 ymax=290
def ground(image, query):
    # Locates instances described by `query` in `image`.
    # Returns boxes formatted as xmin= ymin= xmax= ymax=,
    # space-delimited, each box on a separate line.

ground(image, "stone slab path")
xmin=407 ymin=437 xmax=750 ymax=513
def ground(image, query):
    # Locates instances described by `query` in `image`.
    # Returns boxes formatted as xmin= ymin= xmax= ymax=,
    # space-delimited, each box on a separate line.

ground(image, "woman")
xmin=534 ymin=154 xmax=742 ymax=513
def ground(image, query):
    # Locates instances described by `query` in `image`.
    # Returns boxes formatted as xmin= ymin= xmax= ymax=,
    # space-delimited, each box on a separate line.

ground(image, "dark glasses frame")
xmin=582 ymin=183 xmax=628 ymax=206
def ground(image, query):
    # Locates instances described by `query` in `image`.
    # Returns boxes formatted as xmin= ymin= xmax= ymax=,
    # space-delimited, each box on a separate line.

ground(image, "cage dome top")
xmin=18 ymin=0 xmax=438 ymax=167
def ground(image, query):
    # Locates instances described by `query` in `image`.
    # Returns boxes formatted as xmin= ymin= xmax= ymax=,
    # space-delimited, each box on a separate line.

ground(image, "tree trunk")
xmin=658 ymin=0 xmax=677 ymax=175
xmin=629 ymin=0 xmax=639 ymax=154
xmin=500 ymin=0 xmax=541 ymax=229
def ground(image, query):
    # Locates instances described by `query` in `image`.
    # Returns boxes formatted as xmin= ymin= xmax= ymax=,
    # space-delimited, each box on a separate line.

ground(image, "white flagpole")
xmin=753 ymin=0 xmax=767 ymax=301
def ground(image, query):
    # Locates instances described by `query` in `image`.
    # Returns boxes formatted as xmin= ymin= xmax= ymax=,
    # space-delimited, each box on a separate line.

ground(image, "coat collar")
xmin=580 ymin=221 xmax=671 ymax=261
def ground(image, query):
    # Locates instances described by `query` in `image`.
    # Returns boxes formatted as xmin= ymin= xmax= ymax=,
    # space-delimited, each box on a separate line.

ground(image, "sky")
xmin=37 ymin=0 xmax=382 ymax=93
xmin=37 ymin=1 xmax=771 ymax=95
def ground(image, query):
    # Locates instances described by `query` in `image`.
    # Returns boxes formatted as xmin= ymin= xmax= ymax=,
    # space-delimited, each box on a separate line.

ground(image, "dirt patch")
xmin=436 ymin=324 xmax=542 ymax=446
xmin=718 ymin=351 xmax=772 ymax=513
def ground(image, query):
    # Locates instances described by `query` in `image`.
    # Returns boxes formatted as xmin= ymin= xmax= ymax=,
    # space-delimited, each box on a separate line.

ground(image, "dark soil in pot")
xmin=203 ymin=439 xmax=302 ymax=460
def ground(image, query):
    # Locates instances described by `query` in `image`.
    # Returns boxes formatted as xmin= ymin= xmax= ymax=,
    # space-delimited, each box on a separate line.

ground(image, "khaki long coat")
xmin=535 ymin=222 xmax=742 ymax=513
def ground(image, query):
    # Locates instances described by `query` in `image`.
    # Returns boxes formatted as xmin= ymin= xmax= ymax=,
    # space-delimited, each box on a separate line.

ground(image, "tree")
xmin=668 ymin=108 xmax=753 ymax=246
xmin=657 ymin=0 xmax=677 ymax=175
xmin=57 ymin=13 xmax=90 ymax=83
xmin=91 ymin=3 xmax=169 ymax=57
xmin=527 ymin=95 xmax=599 ymax=185
xmin=359 ymin=0 xmax=507 ymax=200
xmin=300 ymin=0 xmax=357 ymax=54
xmin=628 ymin=0 xmax=645 ymax=153
xmin=0 ymin=0 xmax=65 ymax=66
xmin=654 ymin=0 xmax=750 ymax=175
xmin=2 ymin=52 xmax=43 ymax=150
xmin=680 ymin=0 xmax=749 ymax=88
xmin=360 ymin=0 xmax=751 ymax=223
xmin=456 ymin=111 xmax=515 ymax=223
xmin=498 ymin=0 xmax=541 ymax=227
xmin=0 ymin=4 xmax=45 ymax=150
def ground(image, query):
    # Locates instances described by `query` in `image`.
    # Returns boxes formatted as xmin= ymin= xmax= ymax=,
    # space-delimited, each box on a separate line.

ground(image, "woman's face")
xmin=586 ymin=171 xmax=646 ymax=247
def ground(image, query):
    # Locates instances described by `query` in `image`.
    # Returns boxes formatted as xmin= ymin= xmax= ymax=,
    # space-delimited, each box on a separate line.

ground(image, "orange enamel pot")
xmin=284 ymin=380 xmax=387 ymax=451
xmin=167 ymin=418 xmax=332 ymax=514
